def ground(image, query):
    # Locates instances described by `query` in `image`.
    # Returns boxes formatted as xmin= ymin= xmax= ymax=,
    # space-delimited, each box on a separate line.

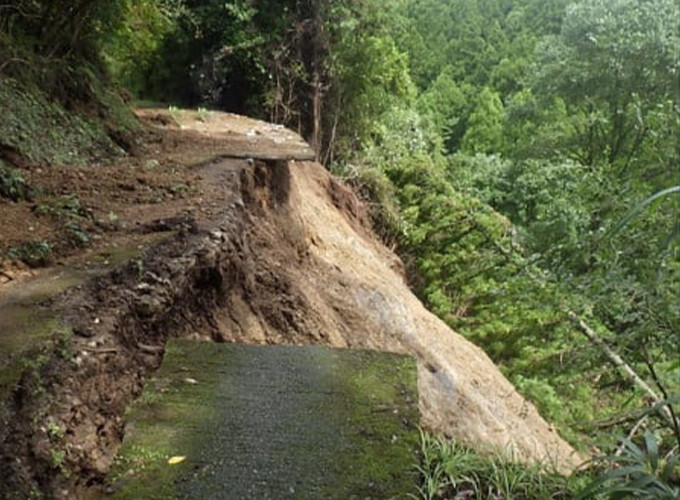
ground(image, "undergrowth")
xmin=34 ymin=194 xmax=98 ymax=249
xmin=0 ymin=160 xmax=33 ymax=201
xmin=0 ymin=77 xmax=131 ymax=166
xmin=578 ymin=430 xmax=680 ymax=499
xmin=7 ymin=241 xmax=54 ymax=268
xmin=415 ymin=431 xmax=680 ymax=499
xmin=415 ymin=432 xmax=587 ymax=500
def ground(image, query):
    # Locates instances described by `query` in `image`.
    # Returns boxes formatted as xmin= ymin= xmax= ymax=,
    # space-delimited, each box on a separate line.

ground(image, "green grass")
xmin=414 ymin=432 xmax=588 ymax=499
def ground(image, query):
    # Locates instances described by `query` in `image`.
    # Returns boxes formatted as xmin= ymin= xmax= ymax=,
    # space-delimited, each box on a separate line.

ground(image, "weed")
xmin=132 ymin=259 xmax=145 ymax=279
xmin=0 ymin=161 xmax=33 ymax=201
xmin=197 ymin=107 xmax=210 ymax=122
xmin=53 ymin=328 xmax=74 ymax=361
xmin=145 ymin=159 xmax=160 ymax=170
xmin=7 ymin=241 xmax=53 ymax=267
xmin=50 ymin=449 xmax=65 ymax=469
xmin=34 ymin=194 xmax=89 ymax=220
xmin=49 ymin=448 xmax=71 ymax=478
xmin=46 ymin=421 xmax=65 ymax=442
xmin=168 ymin=105 xmax=181 ymax=119
xmin=27 ymin=486 xmax=44 ymax=499
xmin=168 ymin=183 xmax=190 ymax=195
xmin=64 ymin=220 xmax=93 ymax=247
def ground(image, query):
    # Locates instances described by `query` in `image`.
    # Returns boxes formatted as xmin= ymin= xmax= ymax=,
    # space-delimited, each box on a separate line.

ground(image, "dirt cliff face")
xmin=0 ymin=111 xmax=578 ymax=498
xmin=220 ymin=157 xmax=580 ymax=470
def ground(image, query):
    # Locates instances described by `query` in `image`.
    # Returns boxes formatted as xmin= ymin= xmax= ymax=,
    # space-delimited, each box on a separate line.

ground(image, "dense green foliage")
xmin=3 ymin=0 xmax=678 ymax=491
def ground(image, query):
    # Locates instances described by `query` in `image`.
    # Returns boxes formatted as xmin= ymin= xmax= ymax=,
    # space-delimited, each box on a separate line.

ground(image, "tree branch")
xmin=567 ymin=311 xmax=677 ymax=430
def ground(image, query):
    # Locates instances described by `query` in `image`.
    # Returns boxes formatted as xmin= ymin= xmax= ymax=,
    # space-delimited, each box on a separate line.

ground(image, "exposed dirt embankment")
xmin=216 ymin=158 xmax=580 ymax=469
xmin=0 ymin=111 xmax=578 ymax=498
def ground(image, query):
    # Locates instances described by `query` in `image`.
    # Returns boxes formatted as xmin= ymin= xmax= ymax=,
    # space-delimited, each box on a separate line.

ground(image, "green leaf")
xmin=606 ymin=186 xmax=680 ymax=238
xmin=644 ymin=431 xmax=659 ymax=472
xmin=660 ymin=453 xmax=679 ymax=482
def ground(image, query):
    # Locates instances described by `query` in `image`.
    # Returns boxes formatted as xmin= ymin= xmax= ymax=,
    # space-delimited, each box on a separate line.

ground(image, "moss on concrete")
xmin=108 ymin=341 xmax=420 ymax=499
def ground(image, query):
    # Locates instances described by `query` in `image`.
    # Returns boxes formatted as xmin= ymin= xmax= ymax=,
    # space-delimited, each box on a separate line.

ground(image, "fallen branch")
xmin=567 ymin=311 xmax=676 ymax=429
xmin=614 ymin=414 xmax=648 ymax=457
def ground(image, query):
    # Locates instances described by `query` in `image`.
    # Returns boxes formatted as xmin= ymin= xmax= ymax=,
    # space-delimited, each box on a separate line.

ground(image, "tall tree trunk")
xmin=310 ymin=67 xmax=322 ymax=160
xmin=308 ymin=0 xmax=323 ymax=161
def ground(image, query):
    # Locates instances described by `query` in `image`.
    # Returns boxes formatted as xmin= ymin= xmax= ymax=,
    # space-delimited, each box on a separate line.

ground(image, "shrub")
xmin=0 ymin=162 xmax=32 ymax=201
xmin=7 ymin=241 xmax=53 ymax=268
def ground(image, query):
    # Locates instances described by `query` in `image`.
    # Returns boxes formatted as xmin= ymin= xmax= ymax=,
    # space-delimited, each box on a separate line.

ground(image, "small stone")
xmin=136 ymin=296 xmax=164 ymax=317
xmin=73 ymin=327 xmax=95 ymax=338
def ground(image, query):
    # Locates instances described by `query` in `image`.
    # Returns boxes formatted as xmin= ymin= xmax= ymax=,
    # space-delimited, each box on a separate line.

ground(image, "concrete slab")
xmin=108 ymin=341 xmax=419 ymax=499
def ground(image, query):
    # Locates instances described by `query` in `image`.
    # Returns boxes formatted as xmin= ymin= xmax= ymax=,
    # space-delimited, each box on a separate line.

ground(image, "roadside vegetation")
xmin=416 ymin=432 xmax=588 ymax=499
xmin=1 ymin=0 xmax=678 ymax=496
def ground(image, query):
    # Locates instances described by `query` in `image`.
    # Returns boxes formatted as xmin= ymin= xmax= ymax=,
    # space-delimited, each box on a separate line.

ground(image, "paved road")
xmin=109 ymin=341 xmax=419 ymax=499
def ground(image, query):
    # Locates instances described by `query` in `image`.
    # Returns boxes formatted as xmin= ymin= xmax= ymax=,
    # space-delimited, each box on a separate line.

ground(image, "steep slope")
xmin=0 ymin=111 xmax=578 ymax=497
xmin=219 ymin=157 xmax=579 ymax=470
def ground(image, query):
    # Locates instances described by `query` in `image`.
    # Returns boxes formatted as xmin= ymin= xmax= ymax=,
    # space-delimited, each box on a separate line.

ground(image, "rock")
xmin=135 ymin=295 xmax=164 ymax=318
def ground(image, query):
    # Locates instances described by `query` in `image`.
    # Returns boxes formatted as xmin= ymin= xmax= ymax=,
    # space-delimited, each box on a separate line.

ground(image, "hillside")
xmin=0 ymin=110 xmax=578 ymax=497
xmin=2 ymin=0 xmax=678 ymax=496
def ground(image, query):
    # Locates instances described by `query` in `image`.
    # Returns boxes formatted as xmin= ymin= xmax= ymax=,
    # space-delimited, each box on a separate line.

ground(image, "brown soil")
xmin=1 ymin=109 xmax=311 ymax=278
xmin=0 ymin=110 xmax=580 ymax=499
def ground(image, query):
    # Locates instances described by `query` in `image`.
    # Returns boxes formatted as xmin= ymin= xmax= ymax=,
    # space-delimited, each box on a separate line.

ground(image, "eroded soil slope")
xmin=0 ymin=111 xmax=578 ymax=498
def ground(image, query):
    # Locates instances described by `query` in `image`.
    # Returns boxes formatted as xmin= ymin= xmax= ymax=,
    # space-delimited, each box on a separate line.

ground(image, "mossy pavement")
xmin=108 ymin=341 xmax=420 ymax=499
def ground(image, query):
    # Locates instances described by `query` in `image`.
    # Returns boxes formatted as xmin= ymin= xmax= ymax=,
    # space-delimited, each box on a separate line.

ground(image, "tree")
xmin=532 ymin=0 xmax=680 ymax=174
xmin=417 ymin=67 xmax=473 ymax=151
xmin=460 ymin=87 xmax=505 ymax=154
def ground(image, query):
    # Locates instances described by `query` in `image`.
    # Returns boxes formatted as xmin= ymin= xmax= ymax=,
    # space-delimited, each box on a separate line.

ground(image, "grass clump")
xmin=415 ymin=432 xmax=586 ymax=499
